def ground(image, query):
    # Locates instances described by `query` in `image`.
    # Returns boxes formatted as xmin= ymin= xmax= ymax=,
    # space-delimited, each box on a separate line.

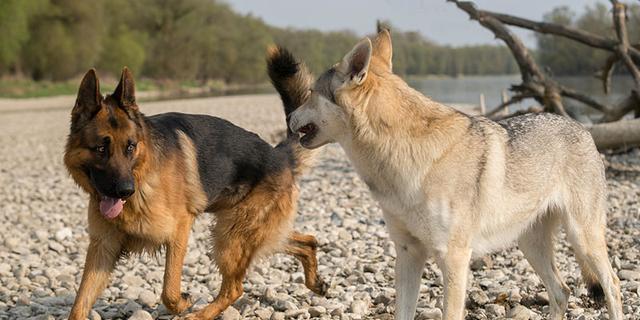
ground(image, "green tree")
xmin=22 ymin=0 xmax=104 ymax=80
xmin=0 ymin=0 xmax=521 ymax=82
xmin=0 ymin=0 xmax=43 ymax=74
xmin=97 ymin=0 xmax=147 ymax=76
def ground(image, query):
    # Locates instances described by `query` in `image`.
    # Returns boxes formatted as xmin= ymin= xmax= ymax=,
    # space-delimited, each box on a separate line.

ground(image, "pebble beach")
xmin=0 ymin=94 xmax=638 ymax=320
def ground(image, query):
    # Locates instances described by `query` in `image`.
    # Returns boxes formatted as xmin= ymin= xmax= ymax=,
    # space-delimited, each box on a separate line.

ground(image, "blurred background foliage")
xmin=0 ymin=0 xmax=637 ymax=86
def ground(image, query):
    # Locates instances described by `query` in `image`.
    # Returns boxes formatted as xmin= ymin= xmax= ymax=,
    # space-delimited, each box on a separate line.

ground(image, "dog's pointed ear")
xmin=112 ymin=67 xmax=136 ymax=108
xmin=339 ymin=38 xmax=372 ymax=86
xmin=373 ymin=29 xmax=392 ymax=71
xmin=71 ymin=69 xmax=102 ymax=129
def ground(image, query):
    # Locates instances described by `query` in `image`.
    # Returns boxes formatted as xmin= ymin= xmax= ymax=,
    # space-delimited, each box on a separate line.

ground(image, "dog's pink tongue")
xmin=99 ymin=197 xmax=124 ymax=219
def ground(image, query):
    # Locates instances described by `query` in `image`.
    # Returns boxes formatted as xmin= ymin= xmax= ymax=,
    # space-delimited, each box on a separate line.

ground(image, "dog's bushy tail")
xmin=579 ymin=261 xmax=606 ymax=306
xmin=267 ymin=45 xmax=317 ymax=178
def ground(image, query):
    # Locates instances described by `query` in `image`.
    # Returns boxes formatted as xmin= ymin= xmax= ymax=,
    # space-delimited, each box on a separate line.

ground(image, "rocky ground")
xmin=0 ymin=94 xmax=638 ymax=320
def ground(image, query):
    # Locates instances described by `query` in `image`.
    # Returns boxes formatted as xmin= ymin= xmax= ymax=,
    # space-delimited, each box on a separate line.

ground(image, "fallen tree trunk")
xmin=587 ymin=118 xmax=640 ymax=150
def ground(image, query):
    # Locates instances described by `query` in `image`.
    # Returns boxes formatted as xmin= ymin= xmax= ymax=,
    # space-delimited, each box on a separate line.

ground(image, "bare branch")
xmin=596 ymin=54 xmax=618 ymax=94
xmin=452 ymin=1 xmax=543 ymax=82
xmin=489 ymin=12 xmax=617 ymax=50
xmin=599 ymin=94 xmax=639 ymax=122
xmin=485 ymin=94 xmax=529 ymax=117
xmin=476 ymin=4 xmax=640 ymax=60
xmin=559 ymin=86 xmax=610 ymax=113
xmin=491 ymin=106 xmax=544 ymax=121
xmin=612 ymin=1 xmax=640 ymax=82
xmin=544 ymin=84 xmax=570 ymax=117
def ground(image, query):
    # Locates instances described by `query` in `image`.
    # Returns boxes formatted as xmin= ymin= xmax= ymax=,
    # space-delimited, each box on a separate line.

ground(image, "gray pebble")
xmin=221 ymin=306 xmax=241 ymax=320
xmin=485 ymin=304 xmax=505 ymax=317
xmin=417 ymin=308 xmax=442 ymax=320
xmin=507 ymin=305 xmax=533 ymax=320
xmin=89 ymin=309 xmax=101 ymax=320
xmin=55 ymin=227 xmax=73 ymax=241
xmin=254 ymin=308 xmax=272 ymax=319
xmin=309 ymin=305 xmax=327 ymax=316
xmin=128 ymin=309 xmax=153 ymax=320
xmin=137 ymin=289 xmax=156 ymax=308
xmin=350 ymin=300 xmax=369 ymax=316
xmin=618 ymin=269 xmax=640 ymax=281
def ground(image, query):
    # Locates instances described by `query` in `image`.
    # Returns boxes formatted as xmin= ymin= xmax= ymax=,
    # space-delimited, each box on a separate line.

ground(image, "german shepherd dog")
xmin=64 ymin=60 xmax=322 ymax=320
xmin=285 ymin=30 xmax=624 ymax=320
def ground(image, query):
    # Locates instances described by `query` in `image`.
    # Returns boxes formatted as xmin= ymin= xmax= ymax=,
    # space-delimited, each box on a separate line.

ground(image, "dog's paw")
xmin=179 ymin=308 xmax=211 ymax=320
xmin=311 ymin=277 xmax=329 ymax=296
xmin=178 ymin=313 xmax=200 ymax=320
xmin=163 ymin=292 xmax=194 ymax=315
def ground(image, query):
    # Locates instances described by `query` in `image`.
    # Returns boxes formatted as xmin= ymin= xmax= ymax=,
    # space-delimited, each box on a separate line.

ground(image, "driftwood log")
xmin=588 ymin=118 xmax=640 ymax=150
xmin=450 ymin=0 xmax=640 ymax=150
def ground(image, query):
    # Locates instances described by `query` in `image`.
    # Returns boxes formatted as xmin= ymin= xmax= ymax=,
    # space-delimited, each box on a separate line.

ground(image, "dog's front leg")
xmin=394 ymin=240 xmax=428 ymax=320
xmin=162 ymin=218 xmax=194 ymax=314
xmin=69 ymin=238 xmax=122 ymax=320
xmin=385 ymin=216 xmax=428 ymax=320
xmin=437 ymin=246 xmax=472 ymax=320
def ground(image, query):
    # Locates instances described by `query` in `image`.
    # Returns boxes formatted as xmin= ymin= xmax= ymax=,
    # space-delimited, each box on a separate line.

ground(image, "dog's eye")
xmin=126 ymin=142 xmax=136 ymax=153
xmin=95 ymin=146 xmax=106 ymax=154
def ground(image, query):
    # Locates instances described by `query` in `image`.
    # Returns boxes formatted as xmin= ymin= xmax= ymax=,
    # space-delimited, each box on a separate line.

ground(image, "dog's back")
xmin=498 ymin=112 xmax=605 ymax=200
xmin=445 ymin=113 xmax=606 ymax=252
xmin=147 ymin=112 xmax=290 ymax=208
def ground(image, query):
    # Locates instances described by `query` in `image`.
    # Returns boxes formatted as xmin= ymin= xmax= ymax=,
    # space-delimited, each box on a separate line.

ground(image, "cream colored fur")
xmin=288 ymin=30 xmax=623 ymax=320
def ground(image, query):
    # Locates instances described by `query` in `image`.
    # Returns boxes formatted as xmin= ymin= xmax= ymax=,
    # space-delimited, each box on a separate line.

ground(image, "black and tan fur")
xmin=64 ymin=59 xmax=322 ymax=320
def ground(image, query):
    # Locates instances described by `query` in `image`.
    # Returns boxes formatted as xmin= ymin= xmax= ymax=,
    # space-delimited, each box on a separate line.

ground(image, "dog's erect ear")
xmin=339 ymin=38 xmax=372 ymax=86
xmin=373 ymin=29 xmax=392 ymax=71
xmin=71 ymin=69 xmax=102 ymax=129
xmin=112 ymin=67 xmax=136 ymax=108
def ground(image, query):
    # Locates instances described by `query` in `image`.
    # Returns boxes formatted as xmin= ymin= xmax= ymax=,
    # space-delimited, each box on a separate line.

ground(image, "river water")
xmin=406 ymin=75 xmax=634 ymax=116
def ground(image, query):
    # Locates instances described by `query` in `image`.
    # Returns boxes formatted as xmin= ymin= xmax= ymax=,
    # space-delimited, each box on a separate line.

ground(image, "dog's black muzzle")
xmin=89 ymin=168 xmax=135 ymax=199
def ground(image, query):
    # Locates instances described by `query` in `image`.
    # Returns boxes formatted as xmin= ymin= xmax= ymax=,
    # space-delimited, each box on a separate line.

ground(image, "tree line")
xmin=1 ymin=0 xmax=627 ymax=83
xmin=0 ymin=0 xmax=519 ymax=84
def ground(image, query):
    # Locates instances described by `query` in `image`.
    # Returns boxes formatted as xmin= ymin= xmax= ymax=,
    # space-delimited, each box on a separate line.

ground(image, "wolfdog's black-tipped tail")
xmin=267 ymin=45 xmax=316 ymax=178
xmin=267 ymin=46 xmax=312 ymax=133
xmin=579 ymin=261 xmax=606 ymax=306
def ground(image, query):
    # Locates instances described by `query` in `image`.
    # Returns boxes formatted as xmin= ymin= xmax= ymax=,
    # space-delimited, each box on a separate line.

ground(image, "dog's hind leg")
xmin=385 ymin=217 xmax=428 ymax=320
xmin=182 ymin=229 xmax=249 ymax=320
xmin=517 ymin=211 xmax=570 ymax=320
xmin=284 ymin=232 xmax=327 ymax=295
xmin=162 ymin=215 xmax=195 ymax=314
xmin=562 ymin=196 xmax=623 ymax=320
xmin=183 ymin=186 xmax=289 ymax=320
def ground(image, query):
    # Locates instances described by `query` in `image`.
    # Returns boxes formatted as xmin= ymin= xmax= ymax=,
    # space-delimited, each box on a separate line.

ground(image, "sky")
xmin=225 ymin=0 xmax=603 ymax=48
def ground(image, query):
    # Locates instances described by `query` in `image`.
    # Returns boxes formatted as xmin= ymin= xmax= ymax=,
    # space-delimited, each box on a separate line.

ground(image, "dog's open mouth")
xmin=99 ymin=197 xmax=126 ymax=219
xmin=297 ymin=123 xmax=318 ymax=146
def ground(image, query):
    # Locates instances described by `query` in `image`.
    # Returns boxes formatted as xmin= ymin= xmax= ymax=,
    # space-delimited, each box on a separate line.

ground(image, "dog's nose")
xmin=115 ymin=180 xmax=135 ymax=198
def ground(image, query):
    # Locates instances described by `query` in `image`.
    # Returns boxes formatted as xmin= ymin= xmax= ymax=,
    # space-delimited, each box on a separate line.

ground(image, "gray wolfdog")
xmin=278 ymin=30 xmax=624 ymax=320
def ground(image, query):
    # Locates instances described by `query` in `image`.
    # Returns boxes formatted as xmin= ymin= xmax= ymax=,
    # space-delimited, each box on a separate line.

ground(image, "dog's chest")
xmin=345 ymin=148 xmax=423 ymax=207
xmin=348 ymin=153 xmax=430 ymax=220
xmin=116 ymin=207 xmax=178 ymax=243
xmin=343 ymin=145 xmax=451 ymax=248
